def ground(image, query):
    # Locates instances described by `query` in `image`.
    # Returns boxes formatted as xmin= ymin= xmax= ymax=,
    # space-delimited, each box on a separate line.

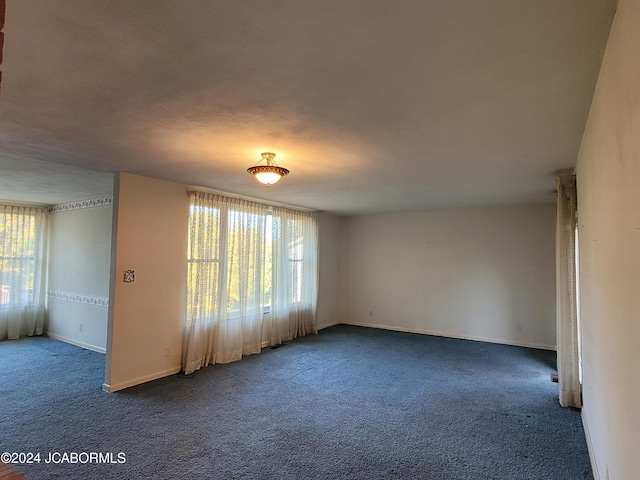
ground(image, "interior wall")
xmin=105 ymin=173 xmax=189 ymax=392
xmin=47 ymin=198 xmax=113 ymax=353
xmin=575 ymin=0 xmax=640 ymax=477
xmin=317 ymin=212 xmax=341 ymax=330
xmin=339 ymin=204 xmax=556 ymax=349
xmin=104 ymin=174 xmax=341 ymax=391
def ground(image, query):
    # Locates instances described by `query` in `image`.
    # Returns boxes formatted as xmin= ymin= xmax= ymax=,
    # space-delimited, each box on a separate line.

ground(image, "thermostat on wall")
xmin=123 ymin=270 xmax=135 ymax=283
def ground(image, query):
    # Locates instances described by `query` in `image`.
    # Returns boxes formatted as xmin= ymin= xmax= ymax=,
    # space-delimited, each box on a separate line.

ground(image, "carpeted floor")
xmin=0 ymin=325 xmax=592 ymax=479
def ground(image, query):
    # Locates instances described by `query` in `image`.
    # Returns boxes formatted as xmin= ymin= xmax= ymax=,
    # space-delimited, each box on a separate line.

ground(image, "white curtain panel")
xmin=183 ymin=191 xmax=318 ymax=375
xmin=0 ymin=205 xmax=48 ymax=340
xmin=556 ymin=175 xmax=582 ymax=408
xmin=266 ymin=206 xmax=318 ymax=346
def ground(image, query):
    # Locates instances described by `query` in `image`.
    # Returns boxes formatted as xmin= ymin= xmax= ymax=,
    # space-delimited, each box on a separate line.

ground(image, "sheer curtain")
xmin=183 ymin=191 xmax=318 ymax=375
xmin=266 ymin=206 xmax=318 ymax=346
xmin=556 ymin=174 xmax=581 ymax=408
xmin=0 ymin=205 xmax=48 ymax=340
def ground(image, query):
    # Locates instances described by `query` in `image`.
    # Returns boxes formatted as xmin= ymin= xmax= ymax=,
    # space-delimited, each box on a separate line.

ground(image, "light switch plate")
xmin=123 ymin=270 xmax=135 ymax=282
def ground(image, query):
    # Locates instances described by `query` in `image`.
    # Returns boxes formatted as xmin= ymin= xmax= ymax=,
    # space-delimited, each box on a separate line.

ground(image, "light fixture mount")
xmin=247 ymin=152 xmax=290 ymax=186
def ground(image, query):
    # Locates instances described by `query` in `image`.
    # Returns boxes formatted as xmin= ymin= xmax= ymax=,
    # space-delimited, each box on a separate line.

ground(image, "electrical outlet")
xmin=516 ymin=325 xmax=522 ymax=333
xmin=124 ymin=270 xmax=135 ymax=282
xmin=164 ymin=347 xmax=171 ymax=357
xmin=79 ymin=323 xmax=83 ymax=332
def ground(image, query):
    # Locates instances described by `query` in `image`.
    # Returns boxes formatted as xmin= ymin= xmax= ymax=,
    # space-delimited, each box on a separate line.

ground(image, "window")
xmin=1 ymin=212 xmax=37 ymax=307
xmin=187 ymin=204 xmax=316 ymax=318
xmin=183 ymin=191 xmax=318 ymax=374
xmin=0 ymin=205 xmax=48 ymax=339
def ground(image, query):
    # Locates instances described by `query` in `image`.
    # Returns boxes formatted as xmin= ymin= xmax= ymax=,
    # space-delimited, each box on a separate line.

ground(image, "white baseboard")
xmin=317 ymin=321 xmax=340 ymax=331
xmin=46 ymin=332 xmax=106 ymax=354
xmin=340 ymin=321 xmax=557 ymax=351
xmin=582 ymin=408 xmax=600 ymax=480
xmin=103 ymin=366 xmax=182 ymax=393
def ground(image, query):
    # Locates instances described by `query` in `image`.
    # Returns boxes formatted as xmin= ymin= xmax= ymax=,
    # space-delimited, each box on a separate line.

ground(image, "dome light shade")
xmin=247 ymin=152 xmax=289 ymax=186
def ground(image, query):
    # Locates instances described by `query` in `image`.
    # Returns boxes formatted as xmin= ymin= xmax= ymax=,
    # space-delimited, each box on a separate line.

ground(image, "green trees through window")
xmin=0 ymin=207 xmax=39 ymax=306
xmin=187 ymin=205 xmax=306 ymax=319
xmin=183 ymin=191 xmax=318 ymax=372
xmin=0 ymin=205 xmax=48 ymax=340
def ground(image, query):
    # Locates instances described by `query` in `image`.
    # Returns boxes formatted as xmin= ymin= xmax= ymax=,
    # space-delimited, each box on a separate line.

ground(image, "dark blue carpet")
xmin=0 ymin=325 xmax=592 ymax=479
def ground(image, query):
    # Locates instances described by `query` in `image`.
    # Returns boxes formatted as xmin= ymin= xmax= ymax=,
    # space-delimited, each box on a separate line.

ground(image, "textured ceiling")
xmin=0 ymin=0 xmax=617 ymax=214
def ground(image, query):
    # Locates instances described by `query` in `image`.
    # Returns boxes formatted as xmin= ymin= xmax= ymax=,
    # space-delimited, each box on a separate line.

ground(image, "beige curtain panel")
xmin=556 ymin=174 xmax=581 ymax=408
xmin=0 ymin=205 xmax=48 ymax=341
xmin=183 ymin=191 xmax=318 ymax=375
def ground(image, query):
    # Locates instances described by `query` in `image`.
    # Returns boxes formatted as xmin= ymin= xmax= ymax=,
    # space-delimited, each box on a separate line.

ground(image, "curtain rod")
xmin=0 ymin=200 xmax=50 ymax=208
xmin=185 ymin=185 xmax=318 ymax=213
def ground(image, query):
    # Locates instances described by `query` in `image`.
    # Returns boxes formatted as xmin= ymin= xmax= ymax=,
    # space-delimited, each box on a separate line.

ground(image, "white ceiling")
xmin=0 ymin=0 xmax=617 ymax=214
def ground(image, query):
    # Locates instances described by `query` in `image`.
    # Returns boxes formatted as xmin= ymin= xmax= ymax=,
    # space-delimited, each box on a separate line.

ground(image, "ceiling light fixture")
xmin=247 ymin=152 xmax=289 ymax=186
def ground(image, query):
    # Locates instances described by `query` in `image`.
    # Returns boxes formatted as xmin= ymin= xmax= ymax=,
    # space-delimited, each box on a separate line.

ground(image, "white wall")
xmin=103 ymin=174 xmax=341 ymax=391
xmin=47 ymin=199 xmax=113 ymax=352
xmin=317 ymin=212 xmax=341 ymax=330
xmin=104 ymin=173 xmax=189 ymax=392
xmin=575 ymin=0 xmax=640 ymax=477
xmin=340 ymin=204 xmax=556 ymax=349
